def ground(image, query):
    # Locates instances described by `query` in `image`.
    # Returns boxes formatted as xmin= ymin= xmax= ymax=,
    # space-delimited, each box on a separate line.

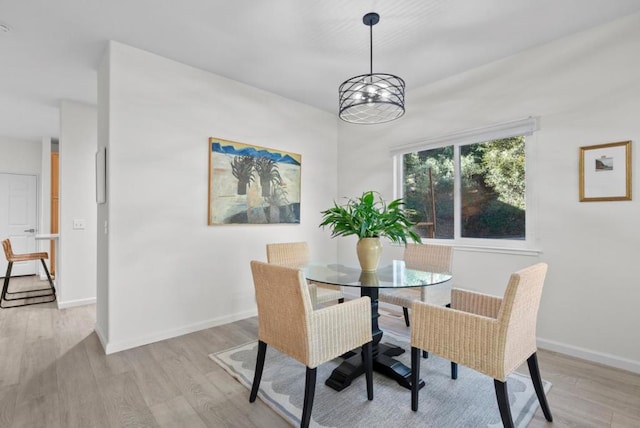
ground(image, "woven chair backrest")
xmin=266 ymin=242 xmax=310 ymax=267
xmin=2 ymin=239 xmax=13 ymax=260
xmin=403 ymin=243 xmax=453 ymax=273
xmin=250 ymin=260 xmax=312 ymax=364
xmin=498 ymin=262 xmax=548 ymax=371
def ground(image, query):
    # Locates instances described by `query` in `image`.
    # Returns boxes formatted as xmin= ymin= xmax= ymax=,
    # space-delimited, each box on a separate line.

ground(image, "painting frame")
xmin=579 ymin=140 xmax=632 ymax=202
xmin=208 ymin=137 xmax=302 ymax=225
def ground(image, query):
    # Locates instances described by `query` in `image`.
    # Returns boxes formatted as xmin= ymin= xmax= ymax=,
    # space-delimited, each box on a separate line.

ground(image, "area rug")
xmin=210 ymin=331 xmax=551 ymax=427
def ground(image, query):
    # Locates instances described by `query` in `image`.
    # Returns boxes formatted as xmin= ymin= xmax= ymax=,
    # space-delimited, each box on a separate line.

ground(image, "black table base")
xmin=325 ymin=342 xmax=425 ymax=391
xmin=308 ymin=273 xmax=438 ymax=393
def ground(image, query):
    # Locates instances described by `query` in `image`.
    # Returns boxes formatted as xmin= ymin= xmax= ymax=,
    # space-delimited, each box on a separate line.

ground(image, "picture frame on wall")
xmin=208 ymin=137 xmax=301 ymax=225
xmin=579 ymin=140 xmax=632 ymax=202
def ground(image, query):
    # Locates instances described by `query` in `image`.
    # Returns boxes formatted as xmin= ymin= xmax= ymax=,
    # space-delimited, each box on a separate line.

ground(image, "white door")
xmin=0 ymin=173 xmax=39 ymax=277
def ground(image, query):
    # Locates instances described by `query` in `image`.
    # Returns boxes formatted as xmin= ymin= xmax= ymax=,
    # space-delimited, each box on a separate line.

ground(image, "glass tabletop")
xmin=304 ymin=260 xmax=452 ymax=289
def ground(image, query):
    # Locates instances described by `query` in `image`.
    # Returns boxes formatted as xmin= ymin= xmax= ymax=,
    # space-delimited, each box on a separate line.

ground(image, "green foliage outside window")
xmin=403 ymin=136 xmax=525 ymax=240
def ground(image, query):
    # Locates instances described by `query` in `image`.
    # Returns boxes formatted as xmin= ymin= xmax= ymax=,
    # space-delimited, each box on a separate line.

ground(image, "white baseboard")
xmin=57 ymin=297 xmax=96 ymax=309
xmin=537 ymin=337 xmax=640 ymax=375
xmin=102 ymin=309 xmax=259 ymax=355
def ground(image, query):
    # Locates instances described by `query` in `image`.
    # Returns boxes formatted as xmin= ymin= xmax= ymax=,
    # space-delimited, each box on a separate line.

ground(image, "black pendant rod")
xmin=363 ymin=12 xmax=380 ymax=76
xmin=369 ymin=22 xmax=373 ymax=75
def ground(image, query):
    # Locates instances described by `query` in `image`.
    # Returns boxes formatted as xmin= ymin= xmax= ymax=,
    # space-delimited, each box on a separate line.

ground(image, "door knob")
xmin=24 ymin=228 xmax=35 ymax=233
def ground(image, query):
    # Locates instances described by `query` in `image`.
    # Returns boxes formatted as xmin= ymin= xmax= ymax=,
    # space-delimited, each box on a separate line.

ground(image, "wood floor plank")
xmin=16 ymin=337 xmax=58 ymax=401
xmin=84 ymin=332 xmax=133 ymax=380
xmin=612 ymin=411 xmax=640 ymax=428
xmin=11 ymin=389 xmax=61 ymax=428
xmin=0 ymin=334 xmax=25 ymax=388
xmin=575 ymin=376 xmax=640 ymax=420
xmin=159 ymin=354 xmax=254 ymax=428
xmin=165 ymin=333 xmax=221 ymax=375
xmin=56 ymin=333 xmax=111 ymax=428
xmin=0 ymin=304 xmax=29 ymax=339
xmin=149 ymin=396 xmax=208 ymax=428
xmin=145 ymin=337 xmax=182 ymax=363
xmin=122 ymin=345 xmax=182 ymax=407
xmin=532 ymin=386 xmax=613 ymax=427
xmin=23 ymin=301 xmax=57 ymax=344
xmin=204 ymin=366 xmax=289 ymax=428
xmin=96 ymin=372 xmax=159 ymax=428
xmin=0 ymin=385 xmax=17 ymax=428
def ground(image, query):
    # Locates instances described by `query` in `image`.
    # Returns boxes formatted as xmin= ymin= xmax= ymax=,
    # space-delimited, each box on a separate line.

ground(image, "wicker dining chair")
xmin=1 ymin=238 xmax=56 ymax=308
xmin=249 ymin=261 xmax=373 ymax=428
xmin=266 ymin=241 xmax=344 ymax=306
xmin=409 ymin=262 xmax=553 ymax=428
xmin=378 ymin=243 xmax=453 ymax=327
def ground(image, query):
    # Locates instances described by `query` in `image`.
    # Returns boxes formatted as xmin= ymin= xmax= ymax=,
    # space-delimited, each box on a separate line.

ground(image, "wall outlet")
xmin=73 ymin=219 xmax=86 ymax=230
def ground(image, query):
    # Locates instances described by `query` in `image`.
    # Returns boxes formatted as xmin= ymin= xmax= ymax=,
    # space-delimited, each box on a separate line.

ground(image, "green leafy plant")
xmin=319 ymin=191 xmax=422 ymax=244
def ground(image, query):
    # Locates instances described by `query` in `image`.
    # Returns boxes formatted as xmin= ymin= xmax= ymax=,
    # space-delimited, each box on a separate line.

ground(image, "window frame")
xmin=392 ymin=117 xmax=540 ymax=254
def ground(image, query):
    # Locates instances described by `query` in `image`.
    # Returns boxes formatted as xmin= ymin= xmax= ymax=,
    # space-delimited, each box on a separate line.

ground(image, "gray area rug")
xmin=210 ymin=331 xmax=550 ymax=427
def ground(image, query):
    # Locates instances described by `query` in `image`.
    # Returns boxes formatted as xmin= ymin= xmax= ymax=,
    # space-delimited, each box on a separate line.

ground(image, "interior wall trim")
xmin=538 ymin=337 xmax=640 ymax=375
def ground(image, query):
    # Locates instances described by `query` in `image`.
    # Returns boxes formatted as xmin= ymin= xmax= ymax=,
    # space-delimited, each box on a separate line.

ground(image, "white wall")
xmin=59 ymin=100 xmax=98 ymax=307
xmin=0 ymin=137 xmax=41 ymax=173
xmin=337 ymin=13 xmax=640 ymax=372
xmin=98 ymin=41 xmax=338 ymax=353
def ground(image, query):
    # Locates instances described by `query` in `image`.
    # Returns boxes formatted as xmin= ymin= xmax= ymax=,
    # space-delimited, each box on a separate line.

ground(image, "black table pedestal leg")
xmin=325 ymin=287 xmax=425 ymax=391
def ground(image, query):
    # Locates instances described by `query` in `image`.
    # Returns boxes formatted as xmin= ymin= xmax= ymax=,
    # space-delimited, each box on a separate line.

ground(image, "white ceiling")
xmin=2 ymin=0 xmax=640 ymax=142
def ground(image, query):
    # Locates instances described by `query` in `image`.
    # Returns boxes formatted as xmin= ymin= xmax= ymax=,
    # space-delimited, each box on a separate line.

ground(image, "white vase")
xmin=356 ymin=237 xmax=382 ymax=272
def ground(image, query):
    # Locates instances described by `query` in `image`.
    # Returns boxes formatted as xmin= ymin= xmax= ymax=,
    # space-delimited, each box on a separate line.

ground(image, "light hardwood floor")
xmin=1 ymin=276 xmax=639 ymax=427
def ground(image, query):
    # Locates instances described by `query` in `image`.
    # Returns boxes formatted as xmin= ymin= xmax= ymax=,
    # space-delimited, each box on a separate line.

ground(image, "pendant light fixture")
xmin=339 ymin=12 xmax=405 ymax=124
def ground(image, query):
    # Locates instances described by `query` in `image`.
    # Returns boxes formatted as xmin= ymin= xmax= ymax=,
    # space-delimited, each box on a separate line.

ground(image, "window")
xmin=393 ymin=118 xmax=538 ymax=248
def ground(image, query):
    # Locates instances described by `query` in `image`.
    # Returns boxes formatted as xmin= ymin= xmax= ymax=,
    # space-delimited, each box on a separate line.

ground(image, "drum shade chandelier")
xmin=338 ymin=12 xmax=405 ymax=124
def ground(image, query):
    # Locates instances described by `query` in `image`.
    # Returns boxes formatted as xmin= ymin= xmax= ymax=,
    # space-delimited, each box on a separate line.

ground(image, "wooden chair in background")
xmin=1 ymin=238 xmax=56 ymax=308
xmin=378 ymin=243 xmax=453 ymax=327
xmin=266 ymin=241 xmax=344 ymax=306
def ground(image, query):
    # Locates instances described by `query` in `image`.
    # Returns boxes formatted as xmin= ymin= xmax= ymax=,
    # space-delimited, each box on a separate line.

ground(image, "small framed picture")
xmin=579 ymin=141 xmax=631 ymax=202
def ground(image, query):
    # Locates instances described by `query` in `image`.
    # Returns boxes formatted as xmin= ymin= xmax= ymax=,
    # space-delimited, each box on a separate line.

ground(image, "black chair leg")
xmin=411 ymin=346 xmax=421 ymax=411
xmin=301 ymin=367 xmax=317 ymax=428
xmin=40 ymin=259 xmax=56 ymax=293
xmin=362 ymin=341 xmax=373 ymax=400
xmin=1 ymin=259 xmax=56 ymax=309
xmin=494 ymin=379 xmax=514 ymax=428
xmin=527 ymin=353 xmax=553 ymax=422
xmin=422 ymin=350 xmax=428 ymax=359
xmin=249 ymin=341 xmax=267 ymax=402
xmin=451 ymin=362 xmax=458 ymax=379
xmin=1 ymin=262 xmax=12 ymax=303
xmin=403 ymin=307 xmax=410 ymax=327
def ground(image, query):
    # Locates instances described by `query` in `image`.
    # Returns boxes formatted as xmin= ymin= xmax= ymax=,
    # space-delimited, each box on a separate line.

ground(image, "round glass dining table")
xmin=305 ymin=260 xmax=452 ymax=391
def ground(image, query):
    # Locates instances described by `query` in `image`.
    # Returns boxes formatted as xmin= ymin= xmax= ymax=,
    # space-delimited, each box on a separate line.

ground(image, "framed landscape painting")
xmin=579 ymin=140 xmax=632 ymax=202
xmin=208 ymin=137 xmax=301 ymax=225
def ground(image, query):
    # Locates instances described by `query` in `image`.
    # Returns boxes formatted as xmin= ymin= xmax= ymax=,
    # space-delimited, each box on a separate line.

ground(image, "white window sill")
xmin=451 ymin=244 xmax=541 ymax=256
xmin=390 ymin=241 xmax=541 ymax=256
